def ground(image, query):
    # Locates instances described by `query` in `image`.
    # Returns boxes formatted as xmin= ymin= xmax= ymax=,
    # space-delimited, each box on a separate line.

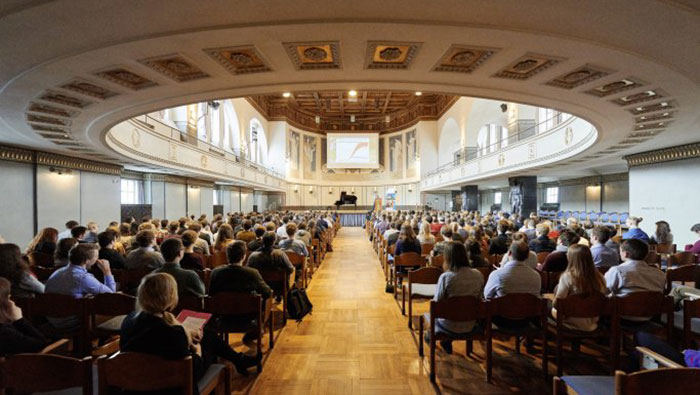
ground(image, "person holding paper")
xmin=120 ymin=273 xmax=260 ymax=389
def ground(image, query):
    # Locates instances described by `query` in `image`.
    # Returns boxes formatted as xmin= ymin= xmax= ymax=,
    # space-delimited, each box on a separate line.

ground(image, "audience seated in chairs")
xmin=247 ymin=224 xmax=266 ymax=253
xmin=488 ymin=220 xmax=511 ymax=255
xmin=279 ymin=223 xmax=309 ymax=257
xmin=538 ymin=230 xmax=579 ymax=272
xmin=187 ymin=222 xmax=211 ymax=256
xmin=97 ymin=230 xmax=126 ymax=270
xmin=686 ymin=223 xmax=700 ymax=254
xmin=181 ymin=230 xmax=206 ymax=271
xmin=417 ymin=222 xmax=436 ymax=245
xmin=0 ymin=277 xmax=49 ymax=355
xmin=431 ymin=226 xmax=453 ymax=257
xmin=466 ymin=240 xmax=489 ymax=268
xmin=25 ymin=227 xmax=58 ymax=256
xmin=383 ymin=221 xmax=400 ymax=246
xmin=247 ymin=232 xmax=295 ymax=286
xmin=484 ymin=241 xmax=541 ymax=329
xmin=423 ymin=242 xmax=484 ymax=354
xmin=125 ymin=230 xmax=164 ymax=270
xmin=529 ymin=224 xmax=556 ymax=253
xmin=622 ymin=216 xmax=650 ymax=243
xmin=53 ymin=237 xmax=79 ymax=268
xmin=119 ymin=272 xmax=260 ymax=389
xmin=235 ymin=220 xmax=256 ymax=243
xmin=57 ymin=220 xmax=79 ymax=241
xmin=498 ymin=232 xmax=537 ymax=269
xmin=154 ymin=238 xmax=206 ymax=297
xmin=295 ymin=221 xmax=312 ymax=247
xmin=590 ymin=226 xmax=620 ymax=267
xmin=394 ymin=224 xmax=422 ymax=256
xmin=0 ymin=243 xmax=45 ymax=298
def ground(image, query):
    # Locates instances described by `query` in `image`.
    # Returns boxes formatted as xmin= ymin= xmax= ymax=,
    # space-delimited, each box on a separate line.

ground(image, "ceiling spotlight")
xmin=385 ymin=115 xmax=390 ymax=123
xmin=282 ymin=92 xmax=291 ymax=98
xmin=661 ymin=102 xmax=668 ymax=106
xmin=415 ymin=91 xmax=422 ymax=96
xmin=500 ymin=103 xmax=508 ymax=113
xmin=348 ymin=90 xmax=357 ymax=97
xmin=315 ymin=116 xmax=320 ymax=124
xmin=350 ymin=115 xmax=356 ymax=123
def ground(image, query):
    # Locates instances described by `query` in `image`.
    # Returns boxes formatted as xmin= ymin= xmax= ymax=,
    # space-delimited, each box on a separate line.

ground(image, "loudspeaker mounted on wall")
xmin=328 ymin=187 xmax=333 ymax=194
xmin=293 ymin=185 xmax=298 ymax=193
xmin=308 ymin=186 xmax=313 ymax=193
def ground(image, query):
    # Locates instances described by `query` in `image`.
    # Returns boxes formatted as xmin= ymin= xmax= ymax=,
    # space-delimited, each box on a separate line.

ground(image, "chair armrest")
xmin=636 ymin=346 xmax=684 ymax=368
xmin=40 ymin=338 xmax=70 ymax=354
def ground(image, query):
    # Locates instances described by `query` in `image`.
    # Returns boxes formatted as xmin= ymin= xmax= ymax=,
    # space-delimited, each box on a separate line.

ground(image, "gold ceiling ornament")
xmin=0 ymin=145 xmax=34 ymax=164
xmin=204 ymin=45 xmax=272 ymax=75
xmin=139 ymin=53 xmax=209 ymax=82
xmin=627 ymin=100 xmax=676 ymax=116
xmin=431 ymin=44 xmax=498 ymax=73
xmin=364 ymin=41 xmax=421 ymax=69
xmin=60 ymin=79 xmax=118 ymax=100
xmin=26 ymin=114 xmax=71 ymax=126
xmin=35 ymin=151 xmax=122 ymax=175
xmin=284 ymin=41 xmax=341 ymax=70
xmin=545 ymin=64 xmax=613 ymax=89
xmin=492 ymin=53 xmax=563 ymax=80
xmin=94 ymin=67 xmax=157 ymax=91
xmin=624 ymin=142 xmax=700 ymax=167
xmin=38 ymin=90 xmax=93 ymax=108
xmin=27 ymin=102 xmax=79 ymax=118
xmin=610 ymin=89 xmax=666 ymax=106
xmin=584 ymin=77 xmax=646 ymax=97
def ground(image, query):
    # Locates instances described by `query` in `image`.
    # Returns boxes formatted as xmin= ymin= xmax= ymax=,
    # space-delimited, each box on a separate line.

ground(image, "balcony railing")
xmin=133 ymin=114 xmax=284 ymax=179
xmin=423 ymin=111 xmax=573 ymax=178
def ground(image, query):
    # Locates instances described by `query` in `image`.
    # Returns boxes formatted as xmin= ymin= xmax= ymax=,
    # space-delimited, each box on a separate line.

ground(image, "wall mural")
xmin=405 ymin=129 xmax=417 ymax=177
xmin=303 ymin=135 xmax=317 ymax=174
xmin=389 ymin=134 xmax=403 ymax=175
xmin=288 ymin=129 xmax=300 ymax=178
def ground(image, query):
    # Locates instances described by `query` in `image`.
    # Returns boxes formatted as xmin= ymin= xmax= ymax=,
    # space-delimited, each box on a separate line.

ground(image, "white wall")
xmin=0 ymin=161 xmax=34 ymax=246
xmin=164 ymin=182 xmax=186 ymax=219
xmin=199 ymin=187 xmax=213 ymax=219
xmin=603 ymin=181 xmax=629 ymax=213
xmin=80 ymin=172 xmax=120 ymax=229
xmin=150 ymin=181 xmax=165 ymax=219
xmin=629 ymin=158 xmax=700 ymax=248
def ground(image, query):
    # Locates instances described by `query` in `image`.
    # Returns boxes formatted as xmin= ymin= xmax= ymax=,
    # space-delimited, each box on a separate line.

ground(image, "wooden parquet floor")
xmin=230 ymin=227 xmax=610 ymax=394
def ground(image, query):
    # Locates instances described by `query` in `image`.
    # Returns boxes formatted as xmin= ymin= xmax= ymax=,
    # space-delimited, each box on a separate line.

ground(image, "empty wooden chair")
xmin=98 ymin=352 xmax=231 ymax=395
xmin=284 ymin=250 xmax=307 ymax=288
xmin=490 ymin=293 xmax=549 ymax=379
xmin=260 ymin=269 xmax=289 ymax=325
xmin=665 ymin=264 xmax=699 ymax=294
xmin=668 ymin=251 xmax=697 ymax=266
xmin=553 ymin=368 xmax=700 ymax=395
xmin=682 ymin=298 xmax=700 ymax=349
xmin=1 ymin=353 xmax=93 ymax=394
xmin=392 ymin=252 xmax=425 ymax=303
xmin=407 ymin=267 xmax=443 ymax=328
xmin=419 ymin=296 xmax=493 ymax=382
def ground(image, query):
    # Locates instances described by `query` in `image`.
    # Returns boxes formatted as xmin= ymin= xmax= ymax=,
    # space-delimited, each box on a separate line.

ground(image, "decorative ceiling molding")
xmin=584 ymin=77 xmax=645 ymax=97
xmin=204 ymin=45 xmax=272 ymax=75
xmin=364 ymin=41 xmax=421 ymax=69
xmin=38 ymin=90 xmax=93 ymax=109
xmin=492 ymin=52 xmax=563 ymax=80
xmin=545 ymin=64 xmax=613 ymax=89
xmin=93 ymin=67 xmax=158 ymax=91
xmin=624 ymin=141 xmax=700 ymax=167
xmin=284 ymin=41 xmax=341 ymax=70
xmin=121 ymin=170 xmax=147 ymax=180
xmin=187 ymin=178 xmax=215 ymax=188
xmin=60 ymin=79 xmax=119 ymax=100
xmin=610 ymin=89 xmax=665 ymax=106
xmin=139 ymin=54 xmax=209 ymax=82
xmin=27 ymin=102 xmax=79 ymax=118
xmin=431 ymin=44 xmax=498 ymax=73
xmin=0 ymin=145 xmax=34 ymax=164
xmin=26 ymin=114 xmax=71 ymax=126
xmin=627 ymin=100 xmax=675 ymax=115
xmin=0 ymin=143 xmax=122 ymax=174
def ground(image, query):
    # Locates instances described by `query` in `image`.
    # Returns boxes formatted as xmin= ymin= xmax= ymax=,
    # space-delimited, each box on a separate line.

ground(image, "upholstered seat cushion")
xmin=411 ymin=284 xmax=436 ymax=297
xmin=560 ymin=375 xmax=614 ymax=395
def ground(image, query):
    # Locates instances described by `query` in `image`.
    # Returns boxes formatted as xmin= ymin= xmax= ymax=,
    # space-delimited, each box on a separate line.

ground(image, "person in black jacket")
xmin=488 ymin=220 xmax=512 ymax=255
xmin=528 ymin=225 xmax=557 ymax=253
xmin=120 ymin=273 xmax=259 ymax=392
xmin=97 ymin=231 xmax=126 ymax=270
xmin=0 ymin=277 xmax=48 ymax=355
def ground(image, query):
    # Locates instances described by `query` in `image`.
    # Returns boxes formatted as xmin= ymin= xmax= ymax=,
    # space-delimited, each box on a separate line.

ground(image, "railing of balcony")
xmin=133 ymin=114 xmax=285 ymax=179
xmin=423 ymin=111 xmax=573 ymax=178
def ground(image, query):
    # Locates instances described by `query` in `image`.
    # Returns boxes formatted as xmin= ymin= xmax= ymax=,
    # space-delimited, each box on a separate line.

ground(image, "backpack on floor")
xmin=287 ymin=287 xmax=313 ymax=322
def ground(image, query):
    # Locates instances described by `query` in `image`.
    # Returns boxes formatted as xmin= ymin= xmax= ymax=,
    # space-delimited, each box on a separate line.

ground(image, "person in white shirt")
xmin=57 ymin=220 xmax=79 ymax=241
xmin=498 ymin=232 xmax=538 ymax=270
xmin=276 ymin=216 xmax=290 ymax=240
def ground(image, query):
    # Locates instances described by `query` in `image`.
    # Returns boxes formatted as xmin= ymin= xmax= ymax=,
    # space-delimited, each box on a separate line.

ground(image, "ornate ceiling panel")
xmin=27 ymin=102 xmax=79 ymax=118
xmin=584 ymin=77 xmax=645 ymax=97
xmin=610 ymin=89 xmax=665 ymax=106
xmin=60 ymin=80 xmax=118 ymax=100
xmin=94 ymin=67 xmax=157 ymax=90
xmin=204 ymin=45 xmax=272 ymax=74
xmin=38 ymin=90 xmax=93 ymax=109
xmin=545 ymin=64 xmax=612 ymax=89
xmin=364 ymin=41 xmax=421 ymax=69
xmin=139 ymin=54 xmax=209 ymax=82
xmin=431 ymin=44 xmax=498 ymax=73
xmin=493 ymin=53 xmax=563 ymax=80
xmin=284 ymin=41 xmax=341 ymax=70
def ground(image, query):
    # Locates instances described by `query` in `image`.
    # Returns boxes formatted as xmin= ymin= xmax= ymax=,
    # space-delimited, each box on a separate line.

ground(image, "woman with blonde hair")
xmin=622 ymin=216 xmax=650 ymax=243
xmin=417 ymin=222 xmax=436 ymax=245
xmin=25 ymin=227 xmax=58 ymax=255
xmin=120 ymin=273 xmax=260 ymax=385
xmin=552 ymin=244 xmax=607 ymax=331
xmin=213 ymin=223 xmax=235 ymax=253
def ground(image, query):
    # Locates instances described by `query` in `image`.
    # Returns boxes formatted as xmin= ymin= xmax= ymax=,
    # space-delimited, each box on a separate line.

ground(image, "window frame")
xmin=545 ymin=186 xmax=559 ymax=204
xmin=494 ymin=191 xmax=502 ymax=205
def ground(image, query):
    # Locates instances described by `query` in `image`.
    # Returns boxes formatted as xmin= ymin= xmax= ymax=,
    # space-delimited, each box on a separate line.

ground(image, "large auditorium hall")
xmin=1 ymin=1 xmax=699 ymax=393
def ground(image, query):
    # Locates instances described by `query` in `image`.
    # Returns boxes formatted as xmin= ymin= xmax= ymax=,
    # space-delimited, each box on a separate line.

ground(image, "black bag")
xmin=385 ymin=282 xmax=394 ymax=293
xmin=287 ymin=287 xmax=313 ymax=322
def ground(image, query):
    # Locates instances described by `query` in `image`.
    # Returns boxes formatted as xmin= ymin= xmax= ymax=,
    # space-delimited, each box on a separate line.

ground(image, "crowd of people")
xmin=0 ymin=210 xmax=338 ymax=384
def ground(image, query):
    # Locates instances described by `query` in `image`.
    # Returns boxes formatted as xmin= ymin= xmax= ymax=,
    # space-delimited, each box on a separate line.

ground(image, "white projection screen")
xmin=327 ymin=133 xmax=379 ymax=169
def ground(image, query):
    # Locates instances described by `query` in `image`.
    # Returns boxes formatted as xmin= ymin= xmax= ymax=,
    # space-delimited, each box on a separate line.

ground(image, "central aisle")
xmin=252 ymin=227 xmax=435 ymax=394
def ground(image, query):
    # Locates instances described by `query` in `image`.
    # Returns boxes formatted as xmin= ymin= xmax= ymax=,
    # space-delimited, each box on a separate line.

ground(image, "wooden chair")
xmin=419 ymin=296 xmax=493 ymax=382
xmin=260 ymin=269 xmax=289 ymax=325
xmin=553 ymin=368 xmax=700 ymax=395
xmin=669 ymin=251 xmax=697 ymax=266
xmin=392 ymin=252 xmax=425 ymax=309
xmin=89 ymin=292 xmax=137 ymax=356
xmin=204 ymin=292 xmax=271 ymax=372
xmin=27 ymin=251 xmax=54 ymax=268
xmin=645 ymin=250 xmax=660 ymax=265
xmin=285 ymin=250 xmax=307 ymax=288
xmin=175 ymin=294 xmax=204 ymax=314
xmin=31 ymin=265 xmax=57 ymax=282
xmin=193 ymin=268 xmax=212 ymax=294
xmin=611 ymin=292 xmax=674 ymax=370
xmin=597 ymin=265 xmax=612 ymax=275
xmin=537 ymin=251 xmax=550 ymax=264
xmin=98 ymin=352 xmax=232 ymax=395
xmin=475 ymin=265 xmax=492 ymax=282
xmin=665 ymin=264 xmax=700 ymax=294
xmin=21 ymin=293 xmax=91 ymax=357
xmin=655 ymin=243 xmax=676 ymax=255
xmin=407 ymin=267 xmax=442 ymax=329
xmin=540 ymin=271 xmax=563 ymax=293
xmin=384 ymin=243 xmax=395 ymax=281
xmin=210 ymin=250 xmax=228 ymax=268
xmin=550 ymin=293 xmax=613 ymax=376
xmin=428 ymin=254 xmax=444 ymax=269
xmin=1 ymin=353 xmax=93 ymax=394
xmin=611 ymin=235 xmax=623 ymax=244
xmin=490 ymin=293 xmax=549 ymax=379
xmin=420 ymin=243 xmax=435 ymax=258
xmin=682 ymin=298 xmax=700 ymax=349
xmin=113 ymin=267 xmax=152 ymax=294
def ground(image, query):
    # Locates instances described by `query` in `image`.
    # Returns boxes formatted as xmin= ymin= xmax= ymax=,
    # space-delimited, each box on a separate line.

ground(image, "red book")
xmin=176 ymin=310 xmax=212 ymax=332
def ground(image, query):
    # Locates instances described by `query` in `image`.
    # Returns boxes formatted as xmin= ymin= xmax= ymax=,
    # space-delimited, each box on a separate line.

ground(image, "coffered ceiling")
xmin=0 ymin=0 xmax=698 ymax=181
xmin=247 ymin=90 xmax=458 ymax=133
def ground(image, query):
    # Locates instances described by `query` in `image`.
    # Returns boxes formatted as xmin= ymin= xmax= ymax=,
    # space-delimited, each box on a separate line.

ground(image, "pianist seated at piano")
xmin=335 ymin=191 xmax=357 ymax=209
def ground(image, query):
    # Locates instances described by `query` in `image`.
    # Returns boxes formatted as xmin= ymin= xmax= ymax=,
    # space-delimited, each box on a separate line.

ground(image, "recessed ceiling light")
xmin=663 ymin=112 xmax=669 ymax=116
xmin=415 ymin=91 xmax=422 ymax=96
xmin=636 ymin=107 xmax=643 ymax=111
xmin=661 ymin=102 xmax=668 ymax=106
xmin=282 ymin=92 xmax=291 ymax=98
xmin=640 ymin=116 xmax=646 ymax=120
xmin=348 ymin=90 xmax=357 ymax=97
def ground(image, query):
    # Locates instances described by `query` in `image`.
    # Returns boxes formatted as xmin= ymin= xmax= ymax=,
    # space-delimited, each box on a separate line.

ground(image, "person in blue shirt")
xmin=45 ymin=243 xmax=115 ymax=298
xmin=622 ymin=216 xmax=650 ymax=243
xmin=590 ymin=226 xmax=620 ymax=267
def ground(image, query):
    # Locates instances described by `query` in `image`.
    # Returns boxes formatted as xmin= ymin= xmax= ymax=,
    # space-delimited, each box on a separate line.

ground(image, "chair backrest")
xmin=387 ymin=244 xmax=395 ymax=255
xmin=421 ymin=243 xmax=435 ymax=256
xmin=616 ymin=368 xmax=700 ymax=395
xmin=555 ymin=292 xmax=610 ymax=320
xmin=491 ymin=293 xmax=547 ymax=320
xmin=203 ymin=292 xmax=261 ymax=316
xmin=114 ymin=267 xmax=153 ymax=292
xmin=537 ymin=252 xmax=550 ymax=264
xmin=615 ymin=292 xmax=673 ymax=318
xmin=665 ymin=265 xmax=700 ymax=293
xmin=195 ymin=269 xmax=212 ymax=292
xmin=669 ymin=251 xmax=697 ymax=266
xmin=408 ymin=267 xmax=442 ymax=285
xmin=431 ymin=296 xmax=491 ymax=322
xmin=683 ymin=298 xmax=700 ymax=348
xmin=98 ymin=352 xmax=193 ymax=395
xmin=32 ymin=265 xmax=58 ymax=282
xmin=27 ymin=251 xmax=55 ymax=268
xmin=2 ymin=354 xmax=92 ymax=393
xmin=210 ymin=250 xmax=228 ymax=268
xmin=285 ymin=250 xmax=304 ymax=266
xmin=645 ymin=250 xmax=659 ymax=265
xmin=259 ymin=269 xmax=289 ymax=296
xmin=429 ymin=254 xmax=444 ymax=269
xmin=176 ymin=294 xmax=204 ymax=313
xmin=28 ymin=293 xmax=86 ymax=318
xmin=475 ymin=266 xmax=491 ymax=281
xmin=91 ymin=292 xmax=137 ymax=316
xmin=655 ymin=243 xmax=675 ymax=254
xmin=394 ymin=252 xmax=425 ymax=268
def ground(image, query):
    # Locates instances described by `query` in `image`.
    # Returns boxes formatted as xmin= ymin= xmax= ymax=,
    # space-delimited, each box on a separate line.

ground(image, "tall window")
xmin=477 ymin=124 xmax=508 ymax=156
xmin=477 ymin=125 xmax=489 ymax=156
xmin=213 ymin=189 xmax=220 ymax=205
xmin=121 ymin=179 xmax=142 ymax=204
xmin=545 ymin=187 xmax=559 ymax=204
xmin=538 ymin=108 xmax=557 ymax=133
xmin=494 ymin=192 xmax=502 ymax=205
xmin=249 ymin=119 xmax=263 ymax=163
xmin=211 ymin=105 xmax=221 ymax=148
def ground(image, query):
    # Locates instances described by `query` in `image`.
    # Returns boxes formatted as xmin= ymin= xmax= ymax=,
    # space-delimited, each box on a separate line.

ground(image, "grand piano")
xmin=335 ymin=191 xmax=357 ymax=209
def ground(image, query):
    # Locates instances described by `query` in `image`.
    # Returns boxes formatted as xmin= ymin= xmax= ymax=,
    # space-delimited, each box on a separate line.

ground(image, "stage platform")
xmin=337 ymin=211 xmax=367 ymax=226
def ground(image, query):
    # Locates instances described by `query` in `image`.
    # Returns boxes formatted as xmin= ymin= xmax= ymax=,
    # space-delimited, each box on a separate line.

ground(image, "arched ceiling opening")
xmin=1 ymin=0 xmax=698 ymax=179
